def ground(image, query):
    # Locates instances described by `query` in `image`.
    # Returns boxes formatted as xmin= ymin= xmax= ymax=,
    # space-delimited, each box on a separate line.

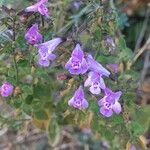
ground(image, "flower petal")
xmin=100 ymin=107 xmax=113 ymax=117
xmin=99 ymin=76 xmax=106 ymax=89
xmin=104 ymin=88 xmax=113 ymax=95
xmin=82 ymin=98 xmax=89 ymax=109
xmin=69 ymin=68 xmax=82 ymax=75
xmin=112 ymin=101 xmax=121 ymax=114
xmin=65 ymin=58 xmax=72 ymax=69
xmin=38 ymin=58 xmax=50 ymax=67
xmin=68 ymin=86 xmax=88 ymax=110
xmin=72 ymin=44 xmax=84 ymax=60
xmin=131 ymin=145 xmax=136 ymax=150
xmin=25 ymin=0 xmax=48 ymax=16
xmin=89 ymin=85 xmax=101 ymax=95
xmin=74 ymin=86 xmax=84 ymax=98
xmin=0 ymin=82 xmax=13 ymax=97
xmin=37 ymin=38 xmax=62 ymax=54
xmin=114 ymin=91 xmax=122 ymax=101
xmin=68 ymin=97 xmax=74 ymax=107
xmin=38 ymin=46 xmax=48 ymax=57
xmin=25 ymin=24 xmax=42 ymax=45
xmin=47 ymin=38 xmax=62 ymax=53
xmin=38 ymin=4 xmax=49 ymax=16
xmin=48 ymin=53 xmax=56 ymax=61
xmin=87 ymin=54 xmax=110 ymax=77
xmin=84 ymin=76 xmax=92 ymax=87
xmin=98 ymin=97 xmax=106 ymax=106
xmin=81 ymin=58 xmax=89 ymax=74
xmin=25 ymin=5 xmax=38 ymax=12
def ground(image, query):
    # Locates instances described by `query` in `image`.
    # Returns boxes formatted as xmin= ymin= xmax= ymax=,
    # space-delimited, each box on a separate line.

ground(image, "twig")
xmin=140 ymin=49 xmax=150 ymax=83
xmin=13 ymin=55 xmax=19 ymax=84
xmin=128 ymin=37 xmax=150 ymax=69
xmin=12 ymin=17 xmax=19 ymax=84
xmin=133 ymin=37 xmax=150 ymax=63
xmin=134 ymin=7 xmax=150 ymax=52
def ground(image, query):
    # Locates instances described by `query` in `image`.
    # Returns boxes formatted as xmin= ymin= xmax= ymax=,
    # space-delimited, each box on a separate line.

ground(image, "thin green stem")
xmin=13 ymin=54 xmax=19 ymax=84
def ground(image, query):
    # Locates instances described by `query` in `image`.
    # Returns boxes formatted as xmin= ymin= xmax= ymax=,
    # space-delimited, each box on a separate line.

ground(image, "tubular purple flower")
xmin=25 ymin=24 xmax=42 ymax=45
xmin=86 ymin=54 xmax=110 ymax=77
xmin=25 ymin=0 xmax=49 ymax=17
xmin=131 ymin=145 xmax=136 ymax=150
xmin=98 ymin=88 xmax=122 ymax=117
xmin=65 ymin=44 xmax=89 ymax=75
xmin=68 ymin=86 xmax=89 ymax=110
xmin=36 ymin=38 xmax=62 ymax=67
xmin=0 ymin=82 xmax=14 ymax=97
xmin=107 ymin=63 xmax=119 ymax=73
xmin=84 ymin=71 xmax=106 ymax=95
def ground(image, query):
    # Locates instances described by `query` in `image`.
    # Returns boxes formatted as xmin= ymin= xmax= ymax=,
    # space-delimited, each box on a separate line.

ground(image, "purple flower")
xmin=86 ymin=54 xmax=110 ymax=77
xmin=25 ymin=24 xmax=42 ymax=45
xmin=36 ymin=38 xmax=62 ymax=67
xmin=107 ymin=63 xmax=119 ymax=73
xmin=25 ymin=0 xmax=49 ymax=17
xmin=98 ymin=88 xmax=122 ymax=117
xmin=68 ymin=86 xmax=88 ymax=110
xmin=101 ymin=140 xmax=110 ymax=148
xmin=73 ymin=1 xmax=83 ymax=10
xmin=131 ymin=145 xmax=136 ymax=150
xmin=65 ymin=44 xmax=89 ymax=75
xmin=84 ymin=71 xmax=106 ymax=95
xmin=0 ymin=82 xmax=14 ymax=97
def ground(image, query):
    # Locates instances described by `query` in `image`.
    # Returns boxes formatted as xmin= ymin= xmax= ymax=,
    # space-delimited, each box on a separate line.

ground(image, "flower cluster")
xmin=24 ymin=1 xmax=63 ymax=67
xmin=1 ymin=1 xmax=60 ymax=97
xmin=65 ymin=44 xmax=122 ymax=117
xmin=0 ymin=82 xmax=14 ymax=97
xmin=25 ymin=22 xmax=62 ymax=67
xmin=2 ymin=1 xmax=122 ymax=118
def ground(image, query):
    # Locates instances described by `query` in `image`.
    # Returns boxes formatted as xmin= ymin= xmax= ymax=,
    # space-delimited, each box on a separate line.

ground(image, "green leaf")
xmin=129 ymin=122 xmax=144 ymax=137
xmin=47 ymin=117 xmax=60 ymax=147
xmin=25 ymin=95 xmax=33 ymax=105
xmin=101 ymin=126 xmax=114 ymax=140
xmin=117 ymin=37 xmax=133 ymax=61
xmin=111 ymin=115 xmax=124 ymax=125
xmin=22 ymin=84 xmax=33 ymax=95
xmin=97 ymin=55 xmax=117 ymax=64
xmin=33 ymin=83 xmax=51 ymax=101
xmin=22 ymin=103 xmax=32 ymax=115
xmin=18 ymin=59 xmax=29 ymax=67
xmin=34 ymin=109 xmax=48 ymax=120
xmin=135 ymin=106 xmax=150 ymax=133
xmin=13 ymin=97 xmax=22 ymax=108
xmin=32 ymin=98 xmax=44 ymax=111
